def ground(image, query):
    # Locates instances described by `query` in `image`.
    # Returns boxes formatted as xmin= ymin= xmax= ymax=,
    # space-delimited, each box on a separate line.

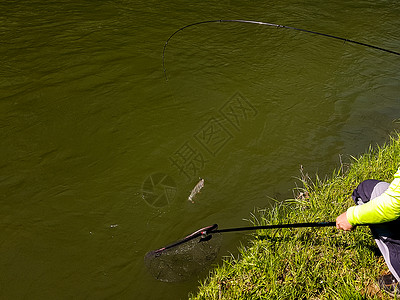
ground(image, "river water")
xmin=1 ymin=1 xmax=399 ymax=299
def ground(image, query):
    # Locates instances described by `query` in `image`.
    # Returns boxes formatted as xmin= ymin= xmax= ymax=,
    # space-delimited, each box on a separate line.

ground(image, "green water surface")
xmin=1 ymin=1 xmax=399 ymax=299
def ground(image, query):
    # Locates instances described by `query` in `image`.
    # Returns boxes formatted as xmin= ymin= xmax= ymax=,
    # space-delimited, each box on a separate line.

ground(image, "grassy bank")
xmin=190 ymin=133 xmax=400 ymax=300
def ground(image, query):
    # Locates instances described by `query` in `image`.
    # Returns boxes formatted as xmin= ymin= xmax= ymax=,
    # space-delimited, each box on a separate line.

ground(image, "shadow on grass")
xmin=253 ymin=230 xmax=383 ymax=257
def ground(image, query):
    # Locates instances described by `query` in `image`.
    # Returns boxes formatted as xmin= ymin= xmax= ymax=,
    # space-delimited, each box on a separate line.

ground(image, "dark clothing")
xmin=352 ymin=180 xmax=400 ymax=282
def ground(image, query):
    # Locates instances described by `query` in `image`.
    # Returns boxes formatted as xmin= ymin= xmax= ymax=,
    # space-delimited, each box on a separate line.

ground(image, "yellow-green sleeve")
xmin=346 ymin=168 xmax=400 ymax=225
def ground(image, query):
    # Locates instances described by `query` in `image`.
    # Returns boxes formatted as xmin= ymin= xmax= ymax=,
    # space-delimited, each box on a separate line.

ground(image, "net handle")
xmin=152 ymin=221 xmax=367 ymax=254
xmin=211 ymin=221 xmax=337 ymax=234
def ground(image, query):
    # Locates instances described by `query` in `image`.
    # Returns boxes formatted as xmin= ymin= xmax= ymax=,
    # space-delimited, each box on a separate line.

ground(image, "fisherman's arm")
xmin=345 ymin=168 xmax=400 ymax=226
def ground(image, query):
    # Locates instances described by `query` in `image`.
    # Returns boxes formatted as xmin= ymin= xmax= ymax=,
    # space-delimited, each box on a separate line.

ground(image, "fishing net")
xmin=144 ymin=221 xmax=339 ymax=282
xmin=144 ymin=228 xmax=222 ymax=282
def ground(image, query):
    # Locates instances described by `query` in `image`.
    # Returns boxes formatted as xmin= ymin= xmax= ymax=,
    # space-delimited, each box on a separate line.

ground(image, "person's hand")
xmin=336 ymin=212 xmax=353 ymax=231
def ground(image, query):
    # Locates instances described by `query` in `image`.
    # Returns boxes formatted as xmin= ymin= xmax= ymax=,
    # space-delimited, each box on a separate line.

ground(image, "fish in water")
xmin=188 ymin=178 xmax=204 ymax=203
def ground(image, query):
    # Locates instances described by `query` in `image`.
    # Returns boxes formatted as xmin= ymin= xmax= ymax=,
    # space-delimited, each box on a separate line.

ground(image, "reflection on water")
xmin=0 ymin=1 xmax=399 ymax=299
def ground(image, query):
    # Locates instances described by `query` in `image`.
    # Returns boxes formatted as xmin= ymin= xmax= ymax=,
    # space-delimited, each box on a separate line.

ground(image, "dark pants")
xmin=352 ymin=179 xmax=400 ymax=282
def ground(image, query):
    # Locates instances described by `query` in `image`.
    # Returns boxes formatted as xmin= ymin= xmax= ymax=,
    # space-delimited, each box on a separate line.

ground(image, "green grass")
xmin=190 ymin=132 xmax=400 ymax=300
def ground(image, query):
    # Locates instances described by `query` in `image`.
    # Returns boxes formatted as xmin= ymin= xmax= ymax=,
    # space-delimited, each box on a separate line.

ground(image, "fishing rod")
xmin=162 ymin=19 xmax=400 ymax=80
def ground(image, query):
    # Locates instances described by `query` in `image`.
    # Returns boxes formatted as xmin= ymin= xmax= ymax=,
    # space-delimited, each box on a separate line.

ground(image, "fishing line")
xmin=162 ymin=19 xmax=400 ymax=80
